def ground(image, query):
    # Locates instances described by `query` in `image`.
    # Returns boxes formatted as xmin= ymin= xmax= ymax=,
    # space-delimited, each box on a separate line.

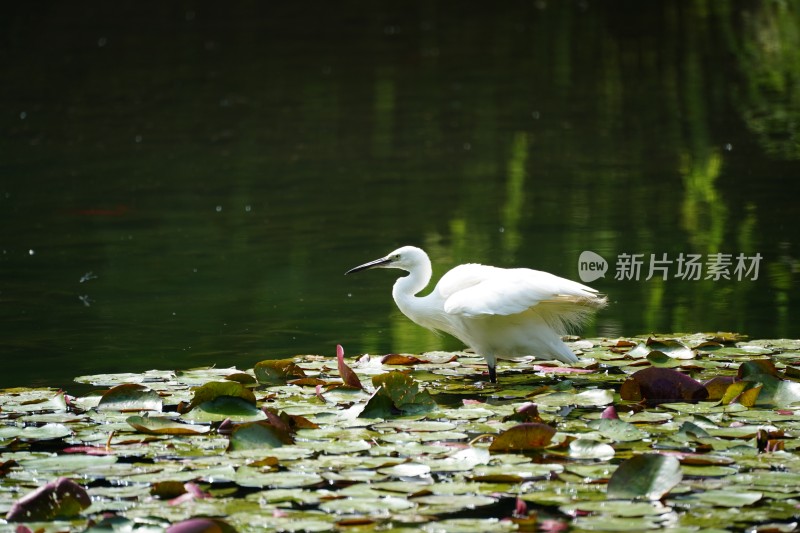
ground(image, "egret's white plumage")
xmin=346 ymin=245 xmax=607 ymax=382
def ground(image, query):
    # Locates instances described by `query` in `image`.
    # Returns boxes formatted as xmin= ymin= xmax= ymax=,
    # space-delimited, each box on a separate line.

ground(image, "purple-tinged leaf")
xmin=620 ymin=367 xmax=708 ymax=406
xmin=6 ymin=477 xmax=90 ymax=522
xmin=336 ymin=344 xmax=364 ymax=389
xmin=166 ymin=517 xmax=237 ymax=533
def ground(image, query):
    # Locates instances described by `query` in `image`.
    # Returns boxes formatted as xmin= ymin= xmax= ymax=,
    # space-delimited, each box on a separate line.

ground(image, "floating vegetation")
xmin=1 ymin=335 xmax=800 ymax=531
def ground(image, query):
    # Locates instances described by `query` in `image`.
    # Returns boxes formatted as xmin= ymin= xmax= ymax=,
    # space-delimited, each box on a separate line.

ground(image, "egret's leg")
xmin=488 ymin=364 xmax=497 ymax=383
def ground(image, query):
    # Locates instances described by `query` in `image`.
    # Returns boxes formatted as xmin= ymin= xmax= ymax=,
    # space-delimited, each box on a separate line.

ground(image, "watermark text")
xmin=578 ymin=251 xmax=762 ymax=283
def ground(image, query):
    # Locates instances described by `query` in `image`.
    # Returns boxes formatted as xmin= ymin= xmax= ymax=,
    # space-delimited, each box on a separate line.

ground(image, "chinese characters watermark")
xmin=578 ymin=251 xmax=762 ymax=283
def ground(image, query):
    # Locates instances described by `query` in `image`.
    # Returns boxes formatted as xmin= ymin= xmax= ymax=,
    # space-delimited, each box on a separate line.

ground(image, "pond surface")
xmin=2 ymin=1 xmax=799 ymax=388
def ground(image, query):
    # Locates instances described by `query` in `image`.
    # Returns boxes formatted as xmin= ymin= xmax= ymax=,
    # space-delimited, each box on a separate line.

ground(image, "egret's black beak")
xmin=345 ymin=256 xmax=392 ymax=275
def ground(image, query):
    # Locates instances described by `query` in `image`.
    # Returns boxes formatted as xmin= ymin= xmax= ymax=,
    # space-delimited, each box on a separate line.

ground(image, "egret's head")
xmin=345 ymin=246 xmax=427 ymax=275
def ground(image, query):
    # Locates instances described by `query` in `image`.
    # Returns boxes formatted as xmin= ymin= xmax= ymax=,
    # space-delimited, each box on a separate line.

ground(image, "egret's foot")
xmin=488 ymin=365 xmax=497 ymax=383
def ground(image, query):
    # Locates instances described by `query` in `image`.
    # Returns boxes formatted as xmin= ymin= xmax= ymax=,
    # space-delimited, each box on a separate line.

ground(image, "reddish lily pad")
xmin=502 ymin=403 xmax=544 ymax=424
xmin=532 ymin=364 xmax=593 ymax=374
xmin=6 ymin=477 xmax=91 ymax=522
xmin=620 ymin=367 xmax=709 ymax=405
xmin=253 ymin=359 xmax=307 ymax=385
xmin=381 ymin=354 xmax=428 ymax=365
xmin=166 ymin=518 xmax=237 ymax=533
xmin=489 ymin=423 xmax=556 ymax=452
xmin=738 ymin=359 xmax=780 ymax=380
xmin=151 ymin=480 xmax=189 ymax=499
xmin=703 ymin=376 xmax=738 ymax=401
xmin=262 ymin=408 xmax=319 ymax=433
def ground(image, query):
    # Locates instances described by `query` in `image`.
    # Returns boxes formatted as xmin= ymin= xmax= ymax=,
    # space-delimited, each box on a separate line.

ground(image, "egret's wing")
xmin=441 ymin=266 xmax=599 ymax=318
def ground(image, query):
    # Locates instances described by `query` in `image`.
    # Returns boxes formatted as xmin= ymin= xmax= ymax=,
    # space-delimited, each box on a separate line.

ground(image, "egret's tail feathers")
xmin=536 ymin=293 xmax=607 ymax=334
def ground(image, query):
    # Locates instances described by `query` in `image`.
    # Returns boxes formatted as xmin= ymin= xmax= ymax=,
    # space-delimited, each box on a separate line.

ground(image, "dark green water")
xmin=2 ymin=2 xmax=799 ymax=388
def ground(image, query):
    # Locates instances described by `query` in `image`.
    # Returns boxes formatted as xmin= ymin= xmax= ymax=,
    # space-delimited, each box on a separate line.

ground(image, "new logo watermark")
xmin=578 ymin=251 xmax=608 ymax=282
xmin=578 ymin=251 xmax=762 ymax=283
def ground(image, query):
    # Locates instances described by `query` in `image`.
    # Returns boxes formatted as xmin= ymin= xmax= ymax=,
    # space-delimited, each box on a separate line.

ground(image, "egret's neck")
xmin=392 ymin=262 xmax=433 ymax=321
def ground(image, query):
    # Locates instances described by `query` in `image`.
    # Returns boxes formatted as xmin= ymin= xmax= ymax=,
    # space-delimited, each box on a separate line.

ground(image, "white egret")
xmin=345 ymin=246 xmax=607 ymax=383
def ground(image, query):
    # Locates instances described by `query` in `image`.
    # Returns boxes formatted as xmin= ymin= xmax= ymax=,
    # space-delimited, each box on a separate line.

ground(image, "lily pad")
xmin=183 ymin=381 xmax=256 ymax=412
xmin=0 ymin=423 xmax=72 ymax=441
xmin=227 ymin=421 xmax=294 ymax=451
xmin=166 ymin=517 xmax=238 ymax=533
xmin=587 ymin=418 xmax=648 ymax=442
xmin=319 ymin=496 xmax=415 ymax=514
xmin=737 ymin=359 xmax=800 ymax=408
xmin=4 ymin=333 xmax=800 ymax=532
xmin=568 ymin=438 xmax=616 ymax=460
xmin=360 ymin=371 xmax=436 ymax=417
xmin=97 ymin=383 xmax=163 ymax=412
xmin=489 ymin=423 xmax=556 ymax=452
xmin=620 ymin=367 xmax=709 ymax=405
xmin=234 ymin=467 xmax=323 ymax=489
xmin=689 ymin=489 xmax=763 ymax=507
xmin=127 ymin=415 xmax=211 ymax=435
xmin=5 ymin=477 xmax=91 ymax=522
xmin=606 ymin=454 xmax=683 ymax=500
xmin=254 ymin=359 xmax=307 ymax=385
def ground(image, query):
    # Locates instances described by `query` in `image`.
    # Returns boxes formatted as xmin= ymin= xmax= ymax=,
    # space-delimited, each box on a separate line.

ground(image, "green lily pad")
xmin=183 ymin=381 xmax=256 ymax=412
xmin=681 ymin=464 xmax=738 ymax=477
xmin=421 ymin=447 xmax=490 ymax=472
xmin=18 ymin=454 xmax=119 ymax=475
xmin=587 ymin=418 xmax=648 ymax=442
xmin=607 ymin=454 xmax=683 ymax=500
xmin=97 ymin=383 xmax=163 ymax=412
xmin=646 ymin=351 xmax=684 ymax=367
xmin=413 ymin=493 xmax=496 ymax=514
xmin=689 ymin=489 xmax=763 ymax=507
xmin=183 ymin=396 xmax=266 ymax=422
xmin=471 ymin=463 xmax=563 ymax=482
xmin=227 ymin=421 xmax=294 ymax=451
xmin=536 ymin=389 xmax=614 ymax=407
xmin=569 ymin=438 xmax=616 ymax=460
xmin=628 ymin=338 xmax=694 ymax=360
xmin=572 ymin=515 xmax=663 ymax=531
xmin=562 ymin=500 xmax=671 ymax=517
xmin=419 ymin=518 xmax=516 ymax=532
xmin=233 ymin=467 xmax=322 ymax=488
xmin=127 ymin=415 xmax=210 ymax=435
xmin=360 ymin=371 xmax=436 ymax=418
xmin=319 ymin=496 xmax=415 ymax=514
xmin=0 ymin=423 xmax=72 ymax=441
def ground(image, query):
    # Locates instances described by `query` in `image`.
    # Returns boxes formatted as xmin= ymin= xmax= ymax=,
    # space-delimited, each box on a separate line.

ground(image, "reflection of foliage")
xmin=679 ymin=149 xmax=726 ymax=252
xmin=735 ymin=1 xmax=800 ymax=159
